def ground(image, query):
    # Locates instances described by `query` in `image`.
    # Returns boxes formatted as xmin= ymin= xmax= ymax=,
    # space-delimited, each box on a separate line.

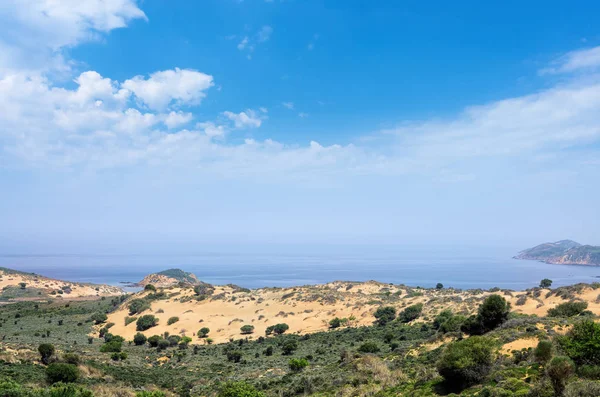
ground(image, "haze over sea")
xmin=1 ymin=245 xmax=599 ymax=291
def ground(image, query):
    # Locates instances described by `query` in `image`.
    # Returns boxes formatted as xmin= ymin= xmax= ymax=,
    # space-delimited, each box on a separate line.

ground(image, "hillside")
xmin=137 ymin=268 xmax=200 ymax=288
xmin=3 ymin=276 xmax=600 ymax=396
xmin=0 ymin=267 xmax=124 ymax=300
xmin=515 ymin=240 xmax=600 ymax=265
xmin=103 ymin=278 xmax=600 ymax=344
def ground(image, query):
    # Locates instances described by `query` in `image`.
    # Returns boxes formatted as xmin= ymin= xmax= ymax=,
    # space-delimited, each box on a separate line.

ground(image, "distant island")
xmin=515 ymin=239 xmax=600 ymax=266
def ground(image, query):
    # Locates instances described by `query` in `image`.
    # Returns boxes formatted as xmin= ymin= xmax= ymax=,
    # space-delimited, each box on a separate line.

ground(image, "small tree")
xmin=282 ymin=339 xmax=298 ymax=355
xmin=38 ymin=343 xmax=55 ymax=365
xmin=148 ymin=335 xmax=161 ymax=347
xmin=157 ymin=339 xmax=170 ymax=351
xmin=91 ymin=312 xmax=108 ymax=325
xmin=478 ymin=294 xmax=510 ymax=331
xmin=128 ymin=299 xmax=150 ymax=315
xmin=144 ymin=284 xmax=157 ymax=291
xmin=100 ymin=340 xmax=122 ymax=353
xmin=289 ymin=358 xmax=309 ymax=372
xmin=534 ymin=340 xmax=553 ymax=364
xmin=240 ymin=325 xmax=255 ymax=335
xmin=227 ymin=350 xmax=243 ymax=363
xmin=546 ymin=356 xmax=575 ymax=396
xmin=133 ymin=333 xmax=147 ymax=346
xmin=198 ymin=327 xmax=210 ymax=338
xmin=136 ymin=315 xmax=158 ymax=331
xmin=46 ymin=363 xmax=79 ymax=384
xmin=167 ymin=316 xmax=179 ymax=325
xmin=358 ymin=341 xmax=380 ymax=353
xmin=436 ymin=283 xmax=444 ymax=289
xmin=19 ymin=282 xmax=27 ymax=289
xmin=437 ymin=336 xmax=493 ymax=390
xmin=558 ymin=320 xmax=600 ymax=365
xmin=273 ymin=323 xmax=289 ymax=335
xmin=398 ymin=304 xmax=423 ymax=323
xmin=329 ymin=317 xmax=342 ymax=329
xmin=373 ymin=306 xmax=396 ymax=326
xmin=540 ymin=279 xmax=553 ymax=288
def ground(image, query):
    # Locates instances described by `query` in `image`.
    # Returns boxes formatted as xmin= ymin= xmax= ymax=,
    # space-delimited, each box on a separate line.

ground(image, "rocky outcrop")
xmin=137 ymin=269 xmax=200 ymax=288
xmin=515 ymin=241 xmax=600 ymax=266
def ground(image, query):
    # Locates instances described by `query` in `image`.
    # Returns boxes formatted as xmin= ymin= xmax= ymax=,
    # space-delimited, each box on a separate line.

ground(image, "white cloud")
xmin=282 ymin=102 xmax=294 ymax=110
xmin=223 ymin=109 xmax=263 ymax=128
xmin=122 ymin=68 xmax=214 ymax=111
xmin=540 ymin=46 xmax=600 ymax=75
xmin=234 ymin=26 xmax=272 ymax=57
xmin=257 ymin=26 xmax=273 ymax=42
xmin=237 ymin=36 xmax=249 ymax=50
xmin=0 ymin=0 xmax=146 ymax=75
xmin=196 ymin=121 xmax=227 ymax=138
xmin=298 ymin=112 xmax=308 ymax=118
xmin=164 ymin=111 xmax=193 ymax=129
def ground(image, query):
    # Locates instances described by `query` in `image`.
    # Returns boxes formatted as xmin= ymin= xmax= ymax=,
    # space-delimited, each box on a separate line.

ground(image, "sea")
xmin=1 ymin=245 xmax=599 ymax=291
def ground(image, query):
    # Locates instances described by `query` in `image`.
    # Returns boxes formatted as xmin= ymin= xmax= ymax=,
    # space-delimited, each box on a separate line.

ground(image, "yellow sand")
xmin=103 ymin=282 xmax=600 ymax=344
xmin=0 ymin=269 xmax=123 ymax=299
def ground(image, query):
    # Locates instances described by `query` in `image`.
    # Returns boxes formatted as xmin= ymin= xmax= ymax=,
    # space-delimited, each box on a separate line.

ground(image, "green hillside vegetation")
xmin=516 ymin=240 xmax=600 ymax=265
xmin=156 ymin=269 xmax=199 ymax=284
xmin=1 ymin=285 xmax=600 ymax=396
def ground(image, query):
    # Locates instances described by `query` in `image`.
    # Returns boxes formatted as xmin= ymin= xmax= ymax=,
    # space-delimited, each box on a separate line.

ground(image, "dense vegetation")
xmin=1 ymin=284 xmax=600 ymax=396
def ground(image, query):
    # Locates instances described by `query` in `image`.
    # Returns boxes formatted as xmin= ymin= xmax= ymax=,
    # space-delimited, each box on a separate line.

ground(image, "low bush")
xmin=289 ymin=358 xmax=309 ymax=372
xmin=436 ymin=336 xmax=493 ymax=390
xmin=136 ymin=315 xmax=158 ymax=331
xmin=46 ymin=363 xmax=80 ymax=384
xmin=548 ymin=302 xmax=589 ymax=317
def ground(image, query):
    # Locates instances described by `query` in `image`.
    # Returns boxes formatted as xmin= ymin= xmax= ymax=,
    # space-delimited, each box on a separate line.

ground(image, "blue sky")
xmin=1 ymin=0 xmax=599 ymax=254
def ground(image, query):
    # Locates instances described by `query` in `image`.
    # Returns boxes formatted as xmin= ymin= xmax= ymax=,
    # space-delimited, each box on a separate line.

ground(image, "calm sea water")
xmin=1 ymin=246 xmax=599 ymax=290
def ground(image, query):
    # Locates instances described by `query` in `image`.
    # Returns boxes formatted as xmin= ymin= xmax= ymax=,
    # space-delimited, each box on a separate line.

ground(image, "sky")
xmin=0 ymin=0 xmax=599 ymax=254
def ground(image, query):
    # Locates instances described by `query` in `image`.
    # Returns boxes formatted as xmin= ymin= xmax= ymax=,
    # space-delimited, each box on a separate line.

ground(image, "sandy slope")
xmin=0 ymin=269 xmax=123 ymax=299
xmin=102 ymin=281 xmax=600 ymax=344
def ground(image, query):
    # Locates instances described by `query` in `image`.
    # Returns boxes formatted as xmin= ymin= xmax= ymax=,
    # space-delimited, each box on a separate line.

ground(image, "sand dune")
xmin=0 ymin=269 xmax=123 ymax=299
xmin=102 ymin=281 xmax=600 ymax=344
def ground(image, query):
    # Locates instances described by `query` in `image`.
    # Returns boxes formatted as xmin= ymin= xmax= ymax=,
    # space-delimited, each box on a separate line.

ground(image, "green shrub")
xmin=534 ymin=340 xmax=553 ymax=364
xmin=439 ymin=315 xmax=466 ymax=334
xmin=144 ymin=284 xmax=157 ymax=292
xmin=133 ymin=333 xmax=147 ymax=346
xmin=148 ymin=335 xmax=161 ymax=347
xmin=478 ymin=294 xmax=510 ymax=331
xmin=157 ymin=339 xmax=170 ymax=351
xmin=227 ymin=350 xmax=243 ymax=363
xmin=436 ymin=283 xmax=444 ymax=289
xmin=282 ymin=339 xmax=298 ymax=355
xmin=167 ymin=316 xmax=179 ymax=325
xmin=38 ymin=343 xmax=55 ymax=365
xmin=373 ymin=306 xmax=396 ymax=326
xmin=90 ymin=312 xmax=108 ymax=324
xmin=47 ymin=384 xmax=93 ymax=397
xmin=198 ymin=327 xmax=210 ymax=337
xmin=266 ymin=323 xmax=289 ymax=335
xmin=540 ymin=279 xmax=553 ymax=288
xmin=398 ymin=304 xmax=423 ymax=323
xmin=289 ymin=358 xmax=309 ymax=372
xmin=46 ymin=363 xmax=80 ymax=384
xmin=111 ymin=352 xmax=128 ymax=361
xmin=558 ymin=320 xmax=600 ymax=365
xmin=136 ymin=315 xmax=158 ymax=331
xmin=62 ymin=353 xmax=81 ymax=365
xmin=240 ymin=325 xmax=255 ymax=334
xmin=433 ymin=310 xmax=453 ymax=329
xmin=128 ymin=299 xmax=150 ymax=315
xmin=358 ymin=341 xmax=380 ymax=353
xmin=218 ymin=381 xmax=265 ymax=397
xmin=548 ymin=302 xmax=589 ymax=317
xmin=100 ymin=340 xmax=122 ymax=353
xmin=329 ymin=317 xmax=342 ymax=329
xmin=436 ymin=336 xmax=493 ymax=389
xmin=546 ymin=356 xmax=575 ymax=397
xmin=564 ymin=380 xmax=600 ymax=397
